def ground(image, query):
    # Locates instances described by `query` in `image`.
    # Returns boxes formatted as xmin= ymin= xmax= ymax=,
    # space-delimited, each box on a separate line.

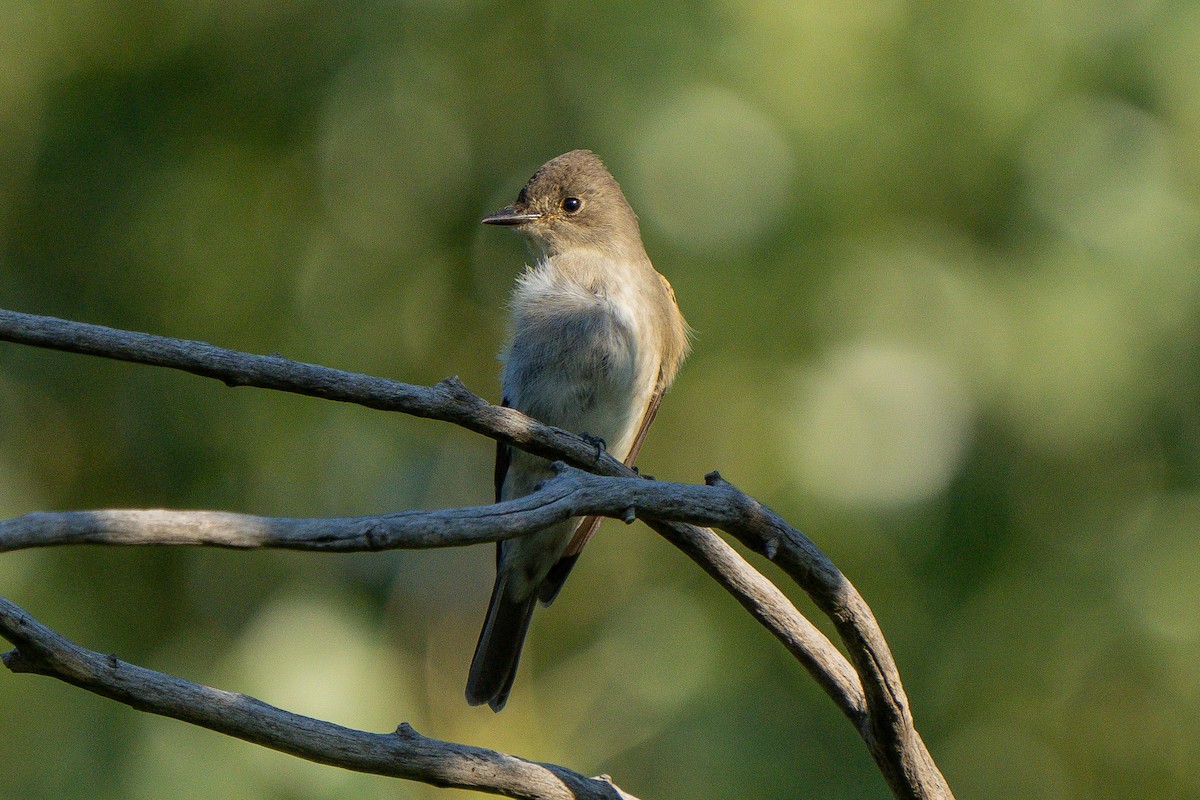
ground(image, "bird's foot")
xmin=580 ymin=433 xmax=607 ymax=462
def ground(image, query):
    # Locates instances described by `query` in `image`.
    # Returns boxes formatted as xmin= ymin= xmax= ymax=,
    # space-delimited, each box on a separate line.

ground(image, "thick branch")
xmin=0 ymin=596 xmax=636 ymax=800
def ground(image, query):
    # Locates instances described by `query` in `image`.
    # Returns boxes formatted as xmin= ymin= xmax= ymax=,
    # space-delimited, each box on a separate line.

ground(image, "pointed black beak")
xmin=482 ymin=206 xmax=542 ymax=226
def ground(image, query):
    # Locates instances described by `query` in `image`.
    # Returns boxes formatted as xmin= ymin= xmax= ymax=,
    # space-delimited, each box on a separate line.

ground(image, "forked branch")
xmin=0 ymin=309 xmax=952 ymax=799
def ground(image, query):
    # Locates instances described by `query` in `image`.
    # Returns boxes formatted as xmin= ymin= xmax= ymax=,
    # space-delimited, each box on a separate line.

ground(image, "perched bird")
xmin=467 ymin=150 xmax=690 ymax=711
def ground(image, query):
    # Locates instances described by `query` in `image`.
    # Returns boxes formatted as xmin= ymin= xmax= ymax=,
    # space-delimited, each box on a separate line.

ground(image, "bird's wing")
xmin=493 ymin=397 xmax=513 ymax=570
xmin=618 ymin=374 xmax=667 ymax=472
xmin=566 ymin=378 xmax=665 ymax=556
xmin=536 ymin=372 xmax=667 ymax=604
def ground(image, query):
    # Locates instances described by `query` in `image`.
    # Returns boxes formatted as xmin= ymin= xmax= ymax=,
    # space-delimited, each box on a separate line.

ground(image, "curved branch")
xmin=0 ymin=465 xmax=950 ymax=795
xmin=0 ymin=308 xmax=607 ymax=471
xmin=0 ymin=308 xmax=952 ymax=799
xmin=0 ymin=597 xmax=635 ymax=800
xmin=0 ymin=467 xmax=866 ymax=724
xmin=696 ymin=473 xmax=952 ymax=800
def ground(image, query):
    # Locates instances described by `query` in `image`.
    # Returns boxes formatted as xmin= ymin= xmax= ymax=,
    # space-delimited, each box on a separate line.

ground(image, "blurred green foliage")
xmin=1 ymin=0 xmax=1199 ymax=797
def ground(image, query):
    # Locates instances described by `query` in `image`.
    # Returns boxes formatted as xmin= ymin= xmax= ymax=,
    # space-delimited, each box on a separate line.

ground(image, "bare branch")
xmin=0 ymin=596 xmax=637 ymax=800
xmin=0 ymin=308 xmax=952 ymax=799
xmin=0 ymin=466 xmax=868 ymax=726
xmin=0 ymin=308 xmax=607 ymax=471
xmin=0 ymin=309 xmax=867 ymax=712
xmin=0 ymin=464 xmax=949 ymax=796
xmin=698 ymin=473 xmax=952 ymax=800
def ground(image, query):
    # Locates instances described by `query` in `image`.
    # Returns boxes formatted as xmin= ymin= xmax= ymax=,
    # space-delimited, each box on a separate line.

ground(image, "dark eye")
xmin=562 ymin=196 xmax=583 ymax=213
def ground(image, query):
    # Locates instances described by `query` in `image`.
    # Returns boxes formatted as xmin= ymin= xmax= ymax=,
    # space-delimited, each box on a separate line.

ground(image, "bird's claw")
xmin=580 ymin=433 xmax=607 ymax=461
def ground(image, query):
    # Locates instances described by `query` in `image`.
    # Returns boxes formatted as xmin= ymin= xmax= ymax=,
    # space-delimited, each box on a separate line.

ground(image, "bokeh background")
xmin=1 ymin=1 xmax=1199 ymax=797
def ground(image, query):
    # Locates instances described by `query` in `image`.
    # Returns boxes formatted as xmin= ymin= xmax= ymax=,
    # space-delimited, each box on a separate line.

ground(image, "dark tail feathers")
xmin=465 ymin=576 xmax=537 ymax=712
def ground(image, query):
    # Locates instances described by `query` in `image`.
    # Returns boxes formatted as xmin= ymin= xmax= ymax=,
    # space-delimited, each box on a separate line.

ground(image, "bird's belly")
xmin=513 ymin=347 xmax=640 ymax=457
xmin=504 ymin=298 xmax=647 ymax=461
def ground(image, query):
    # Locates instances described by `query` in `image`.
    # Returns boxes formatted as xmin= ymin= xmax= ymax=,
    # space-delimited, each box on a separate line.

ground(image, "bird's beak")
xmin=482 ymin=206 xmax=542 ymax=226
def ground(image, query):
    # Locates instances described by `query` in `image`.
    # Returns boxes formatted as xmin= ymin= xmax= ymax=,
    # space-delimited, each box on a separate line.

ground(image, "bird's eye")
xmin=562 ymin=196 xmax=583 ymax=214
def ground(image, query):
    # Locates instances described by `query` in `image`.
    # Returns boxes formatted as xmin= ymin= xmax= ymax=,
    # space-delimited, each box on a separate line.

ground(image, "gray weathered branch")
xmin=0 ymin=308 xmax=604 ymax=470
xmin=0 ymin=597 xmax=637 ymax=800
xmin=0 ymin=308 xmax=952 ymax=799
xmin=0 ymin=465 xmax=866 ymax=724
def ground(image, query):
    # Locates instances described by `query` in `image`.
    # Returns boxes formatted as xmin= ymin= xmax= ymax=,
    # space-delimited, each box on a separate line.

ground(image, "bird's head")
xmin=482 ymin=150 xmax=642 ymax=258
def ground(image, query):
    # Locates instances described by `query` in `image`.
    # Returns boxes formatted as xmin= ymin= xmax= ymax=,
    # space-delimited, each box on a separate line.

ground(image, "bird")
xmin=466 ymin=150 xmax=690 ymax=711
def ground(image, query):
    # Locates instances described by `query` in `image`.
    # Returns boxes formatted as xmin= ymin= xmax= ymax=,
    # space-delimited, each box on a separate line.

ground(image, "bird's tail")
xmin=465 ymin=575 xmax=537 ymax=712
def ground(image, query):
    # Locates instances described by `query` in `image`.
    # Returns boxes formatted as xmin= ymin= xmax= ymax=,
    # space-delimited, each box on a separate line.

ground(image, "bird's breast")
xmin=502 ymin=265 xmax=656 ymax=460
